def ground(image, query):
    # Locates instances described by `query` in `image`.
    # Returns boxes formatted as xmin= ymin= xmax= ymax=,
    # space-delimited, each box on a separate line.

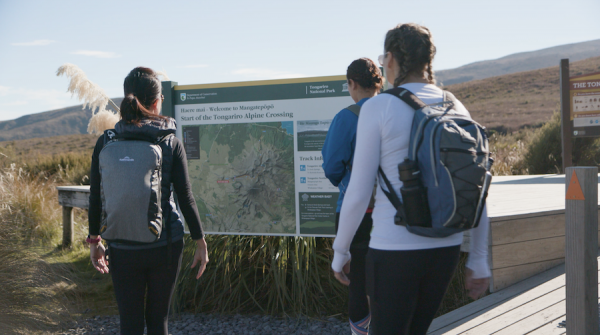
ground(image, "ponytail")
xmin=120 ymin=67 xmax=167 ymax=125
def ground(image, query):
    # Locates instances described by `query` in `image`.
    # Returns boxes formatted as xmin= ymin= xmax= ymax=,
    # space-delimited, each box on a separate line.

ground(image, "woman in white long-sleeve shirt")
xmin=331 ymin=23 xmax=491 ymax=335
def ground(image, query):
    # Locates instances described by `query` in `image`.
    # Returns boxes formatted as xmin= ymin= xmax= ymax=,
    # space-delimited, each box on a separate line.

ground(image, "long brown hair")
xmin=384 ymin=23 xmax=436 ymax=87
xmin=120 ymin=67 xmax=166 ymax=125
xmin=346 ymin=58 xmax=383 ymax=91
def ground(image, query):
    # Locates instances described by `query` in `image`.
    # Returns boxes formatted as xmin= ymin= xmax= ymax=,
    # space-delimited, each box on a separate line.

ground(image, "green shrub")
xmin=523 ymin=112 xmax=600 ymax=174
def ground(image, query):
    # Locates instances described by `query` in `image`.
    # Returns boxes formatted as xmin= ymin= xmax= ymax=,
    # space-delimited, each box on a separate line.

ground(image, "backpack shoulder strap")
xmin=345 ymin=104 xmax=361 ymax=116
xmin=102 ymin=129 xmax=117 ymax=147
xmin=377 ymin=167 xmax=407 ymax=225
xmin=383 ymin=87 xmax=427 ymax=111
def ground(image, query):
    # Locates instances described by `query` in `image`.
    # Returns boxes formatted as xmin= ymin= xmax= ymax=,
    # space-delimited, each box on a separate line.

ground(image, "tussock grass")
xmin=174 ymin=235 xmax=347 ymax=316
xmin=0 ymin=165 xmax=77 ymax=333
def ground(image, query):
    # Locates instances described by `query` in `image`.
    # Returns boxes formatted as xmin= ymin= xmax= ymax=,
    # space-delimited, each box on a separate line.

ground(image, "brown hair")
xmin=346 ymin=58 xmax=383 ymax=91
xmin=384 ymin=23 xmax=436 ymax=87
xmin=120 ymin=67 xmax=166 ymax=125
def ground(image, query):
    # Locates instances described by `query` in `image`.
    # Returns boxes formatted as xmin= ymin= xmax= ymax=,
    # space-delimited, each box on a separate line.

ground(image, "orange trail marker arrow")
xmin=566 ymin=171 xmax=585 ymax=200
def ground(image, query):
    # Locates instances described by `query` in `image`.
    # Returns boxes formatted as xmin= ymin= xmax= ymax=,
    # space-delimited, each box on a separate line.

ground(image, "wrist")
xmin=86 ymin=235 xmax=102 ymax=244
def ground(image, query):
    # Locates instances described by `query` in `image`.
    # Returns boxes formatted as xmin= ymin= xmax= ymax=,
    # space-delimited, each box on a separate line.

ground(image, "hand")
xmin=191 ymin=238 xmax=209 ymax=279
xmin=90 ymin=242 xmax=109 ymax=274
xmin=465 ymin=268 xmax=489 ymax=300
xmin=333 ymin=261 xmax=351 ymax=286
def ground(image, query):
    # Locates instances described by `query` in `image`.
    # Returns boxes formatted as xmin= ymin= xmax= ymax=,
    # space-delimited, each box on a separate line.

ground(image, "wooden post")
xmin=62 ymin=206 xmax=74 ymax=249
xmin=560 ymin=59 xmax=573 ymax=172
xmin=565 ymin=166 xmax=598 ymax=335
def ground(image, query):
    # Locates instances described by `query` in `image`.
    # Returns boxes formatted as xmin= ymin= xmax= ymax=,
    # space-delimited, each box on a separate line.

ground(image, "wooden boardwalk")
xmin=465 ymin=174 xmax=600 ymax=292
xmin=428 ymin=255 xmax=600 ymax=334
xmin=429 ymin=174 xmax=600 ymax=334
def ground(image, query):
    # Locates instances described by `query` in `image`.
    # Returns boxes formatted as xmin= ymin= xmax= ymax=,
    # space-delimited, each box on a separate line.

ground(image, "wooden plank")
xmin=452 ymin=287 xmax=566 ymax=335
xmin=56 ymin=185 xmax=90 ymax=192
xmin=492 ymin=259 xmax=565 ymax=292
xmin=492 ymin=283 xmax=600 ymax=335
xmin=428 ymin=263 xmax=567 ymax=334
xmin=493 ymin=301 xmax=565 ymax=335
xmin=491 ymin=236 xmax=565 ymax=269
xmin=526 ymin=317 xmax=566 ymax=335
xmin=58 ymin=190 xmax=89 ymax=209
xmin=429 ymin=257 xmax=600 ymax=334
xmin=491 ymin=214 xmax=565 ymax=246
xmin=565 ymin=167 xmax=599 ymax=335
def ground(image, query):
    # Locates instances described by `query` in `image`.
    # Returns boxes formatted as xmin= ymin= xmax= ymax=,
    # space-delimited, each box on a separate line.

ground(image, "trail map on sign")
xmin=174 ymin=76 xmax=353 ymax=236
xmin=185 ymin=122 xmax=295 ymax=234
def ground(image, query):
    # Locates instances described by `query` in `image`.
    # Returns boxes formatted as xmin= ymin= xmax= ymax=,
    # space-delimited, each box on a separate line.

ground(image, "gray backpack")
xmin=98 ymin=130 xmax=171 ymax=244
xmin=378 ymin=87 xmax=493 ymax=238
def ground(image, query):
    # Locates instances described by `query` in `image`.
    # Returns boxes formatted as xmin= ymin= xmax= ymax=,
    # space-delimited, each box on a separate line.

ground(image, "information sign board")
xmin=570 ymin=71 xmax=600 ymax=137
xmin=172 ymin=76 xmax=353 ymax=236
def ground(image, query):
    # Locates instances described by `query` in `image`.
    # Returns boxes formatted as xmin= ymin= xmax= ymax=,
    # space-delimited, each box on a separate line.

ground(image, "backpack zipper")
xmin=429 ymin=120 xmax=454 ymax=187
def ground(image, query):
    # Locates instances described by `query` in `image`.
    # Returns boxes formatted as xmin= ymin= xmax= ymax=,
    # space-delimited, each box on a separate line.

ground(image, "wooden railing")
xmin=56 ymin=186 xmax=90 ymax=248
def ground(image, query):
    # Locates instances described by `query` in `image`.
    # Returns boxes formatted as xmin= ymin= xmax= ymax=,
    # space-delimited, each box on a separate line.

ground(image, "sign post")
xmin=560 ymin=59 xmax=572 ymax=172
xmin=565 ymin=166 xmax=599 ymax=335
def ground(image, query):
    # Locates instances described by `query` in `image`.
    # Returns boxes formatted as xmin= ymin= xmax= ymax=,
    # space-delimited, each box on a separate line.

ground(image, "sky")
xmin=0 ymin=0 xmax=599 ymax=122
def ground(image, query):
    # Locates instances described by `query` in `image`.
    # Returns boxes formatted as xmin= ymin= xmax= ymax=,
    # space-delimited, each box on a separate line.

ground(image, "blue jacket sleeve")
xmin=321 ymin=110 xmax=356 ymax=187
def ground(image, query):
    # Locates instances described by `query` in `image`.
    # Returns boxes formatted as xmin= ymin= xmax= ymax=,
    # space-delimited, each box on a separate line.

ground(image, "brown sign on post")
xmin=570 ymin=71 xmax=600 ymax=137
xmin=560 ymin=59 xmax=600 ymax=172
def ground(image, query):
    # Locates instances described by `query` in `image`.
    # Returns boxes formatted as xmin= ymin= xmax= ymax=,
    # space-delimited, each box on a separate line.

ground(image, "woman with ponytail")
xmin=88 ymin=67 xmax=208 ymax=335
xmin=331 ymin=24 xmax=490 ymax=334
xmin=322 ymin=58 xmax=383 ymax=335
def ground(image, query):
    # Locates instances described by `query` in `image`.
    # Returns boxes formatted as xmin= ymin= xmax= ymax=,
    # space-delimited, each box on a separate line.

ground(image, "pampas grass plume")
xmin=56 ymin=63 xmax=120 ymax=135
xmin=87 ymin=107 xmax=120 ymax=136
xmin=155 ymin=70 xmax=171 ymax=81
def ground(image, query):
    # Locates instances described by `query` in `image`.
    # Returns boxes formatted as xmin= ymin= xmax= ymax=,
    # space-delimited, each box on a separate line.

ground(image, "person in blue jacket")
xmin=322 ymin=58 xmax=383 ymax=335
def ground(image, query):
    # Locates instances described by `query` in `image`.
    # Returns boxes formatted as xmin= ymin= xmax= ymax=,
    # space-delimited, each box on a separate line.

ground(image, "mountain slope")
xmin=0 ymin=98 xmax=122 ymax=142
xmin=437 ymin=39 xmax=600 ymax=86
xmin=446 ymin=56 xmax=600 ymax=131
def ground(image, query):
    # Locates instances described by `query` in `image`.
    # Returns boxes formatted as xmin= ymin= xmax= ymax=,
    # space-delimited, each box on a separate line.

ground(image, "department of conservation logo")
xmin=180 ymin=93 xmax=186 ymax=101
xmin=342 ymin=83 xmax=348 ymax=92
xmin=302 ymin=194 xmax=309 ymax=201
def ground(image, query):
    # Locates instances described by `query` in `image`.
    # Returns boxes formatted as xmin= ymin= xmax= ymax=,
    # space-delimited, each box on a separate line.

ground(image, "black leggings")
xmin=366 ymin=245 xmax=461 ymax=335
xmin=109 ymin=240 xmax=184 ymax=335
xmin=335 ymin=212 xmax=373 ymax=323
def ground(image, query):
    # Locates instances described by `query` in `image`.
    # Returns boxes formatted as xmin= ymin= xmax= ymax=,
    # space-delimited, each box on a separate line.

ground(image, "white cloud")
xmin=179 ymin=64 xmax=209 ymax=68
xmin=12 ymin=39 xmax=56 ymax=46
xmin=3 ymin=100 xmax=28 ymax=106
xmin=232 ymin=68 xmax=306 ymax=80
xmin=72 ymin=50 xmax=121 ymax=58
xmin=0 ymin=87 xmax=72 ymax=108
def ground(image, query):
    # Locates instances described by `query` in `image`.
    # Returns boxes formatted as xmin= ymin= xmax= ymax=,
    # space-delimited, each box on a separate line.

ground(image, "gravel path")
xmin=58 ymin=313 xmax=351 ymax=335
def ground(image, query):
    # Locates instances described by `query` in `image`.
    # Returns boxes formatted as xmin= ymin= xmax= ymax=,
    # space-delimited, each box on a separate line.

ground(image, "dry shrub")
xmin=25 ymin=152 xmax=92 ymax=186
xmin=522 ymin=112 xmax=600 ymax=174
xmin=489 ymin=130 xmax=531 ymax=176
